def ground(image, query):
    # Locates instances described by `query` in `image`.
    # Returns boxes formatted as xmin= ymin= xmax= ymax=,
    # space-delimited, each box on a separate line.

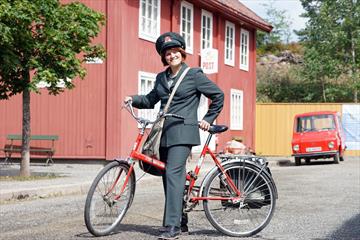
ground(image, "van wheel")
xmin=295 ymin=157 xmax=301 ymax=166
xmin=340 ymin=156 xmax=344 ymax=161
xmin=305 ymin=158 xmax=310 ymax=164
xmin=333 ymin=152 xmax=340 ymax=164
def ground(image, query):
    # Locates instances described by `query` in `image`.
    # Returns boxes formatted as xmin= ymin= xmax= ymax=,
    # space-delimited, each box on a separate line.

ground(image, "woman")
xmin=124 ymin=32 xmax=224 ymax=240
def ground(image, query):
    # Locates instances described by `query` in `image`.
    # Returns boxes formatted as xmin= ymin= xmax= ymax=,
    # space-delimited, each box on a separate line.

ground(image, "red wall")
xmin=0 ymin=0 xmax=258 ymax=160
xmin=0 ymin=0 xmax=107 ymax=159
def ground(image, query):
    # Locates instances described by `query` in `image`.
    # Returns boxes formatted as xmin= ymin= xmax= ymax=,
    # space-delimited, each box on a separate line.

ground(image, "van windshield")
xmin=296 ymin=114 xmax=335 ymax=132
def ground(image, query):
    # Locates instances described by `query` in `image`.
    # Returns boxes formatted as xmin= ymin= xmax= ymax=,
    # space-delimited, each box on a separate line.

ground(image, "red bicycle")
xmin=84 ymin=102 xmax=278 ymax=237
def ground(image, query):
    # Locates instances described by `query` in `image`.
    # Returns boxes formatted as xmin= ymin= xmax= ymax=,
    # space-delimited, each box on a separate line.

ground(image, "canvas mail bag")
xmin=140 ymin=67 xmax=190 ymax=176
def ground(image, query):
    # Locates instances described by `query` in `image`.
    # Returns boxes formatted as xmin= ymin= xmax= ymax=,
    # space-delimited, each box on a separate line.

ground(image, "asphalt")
xmin=0 ymin=156 xmax=289 ymax=202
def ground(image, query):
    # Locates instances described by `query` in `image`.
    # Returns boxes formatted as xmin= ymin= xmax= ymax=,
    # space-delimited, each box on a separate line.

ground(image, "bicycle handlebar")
xmin=123 ymin=101 xmax=184 ymax=126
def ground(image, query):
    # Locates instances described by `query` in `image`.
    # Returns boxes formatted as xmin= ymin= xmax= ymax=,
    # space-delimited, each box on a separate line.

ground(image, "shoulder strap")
xmin=163 ymin=67 xmax=190 ymax=113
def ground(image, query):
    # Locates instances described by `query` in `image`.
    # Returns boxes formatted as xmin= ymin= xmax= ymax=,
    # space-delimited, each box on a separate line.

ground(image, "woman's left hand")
xmin=199 ymin=120 xmax=210 ymax=131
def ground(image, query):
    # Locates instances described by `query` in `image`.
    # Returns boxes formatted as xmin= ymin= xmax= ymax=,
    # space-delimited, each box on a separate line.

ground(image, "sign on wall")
xmin=201 ymin=48 xmax=218 ymax=74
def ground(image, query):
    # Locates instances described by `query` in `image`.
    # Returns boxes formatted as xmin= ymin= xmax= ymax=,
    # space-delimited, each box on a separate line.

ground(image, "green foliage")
xmin=256 ymin=62 xmax=355 ymax=102
xmin=256 ymin=0 xmax=293 ymax=50
xmin=256 ymin=42 xmax=304 ymax=57
xmin=256 ymin=63 xmax=355 ymax=103
xmin=0 ymin=0 xmax=106 ymax=99
xmin=298 ymin=0 xmax=360 ymax=102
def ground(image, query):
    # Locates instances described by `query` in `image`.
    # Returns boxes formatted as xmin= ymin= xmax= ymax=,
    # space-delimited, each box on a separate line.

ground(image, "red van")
xmin=291 ymin=111 xmax=346 ymax=166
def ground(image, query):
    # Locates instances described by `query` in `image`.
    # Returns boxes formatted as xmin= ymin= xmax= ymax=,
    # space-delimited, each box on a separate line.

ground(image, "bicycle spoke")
xmin=85 ymin=161 xmax=136 ymax=237
xmin=203 ymin=162 xmax=276 ymax=237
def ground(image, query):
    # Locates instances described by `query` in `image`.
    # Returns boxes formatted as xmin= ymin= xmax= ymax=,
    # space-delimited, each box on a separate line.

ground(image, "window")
xmin=138 ymin=71 xmax=160 ymax=127
xmin=180 ymin=1 xmax=193 ymax=54
xmin=201 ymin=10 xmax=213 ymax=49
xmin=240 ymin=29 xmax=249 ymax=71
xmin=139 ymin=0 xmax=161 ymax=42
xmin=230 ymin=89 xmax=243 ymax=130
xmin=225 ymin=21 xmax=235 ymax=66
xmin=296 ymin=115 xmax=335 ymax=132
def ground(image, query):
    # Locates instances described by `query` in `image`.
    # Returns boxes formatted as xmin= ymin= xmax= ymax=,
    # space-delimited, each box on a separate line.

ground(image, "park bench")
xmin=2 ymin=134 xmax=59 ymax=165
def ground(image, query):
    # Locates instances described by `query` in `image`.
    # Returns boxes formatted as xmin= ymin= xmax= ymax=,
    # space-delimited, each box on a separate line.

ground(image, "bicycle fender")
xmin=113 ymin=158 xmax=137 ymax=180
xmin=198 ymin=159 xmax=278 ymax=199
xmin=221 ymin=158 xmax=278 ymax=199
xmin=198 ymin=165 xmax=221 ymax=197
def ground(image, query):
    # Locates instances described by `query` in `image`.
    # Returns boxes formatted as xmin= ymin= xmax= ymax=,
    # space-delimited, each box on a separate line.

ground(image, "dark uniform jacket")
xmin=132 ymin=63 xmax=224 ymax=147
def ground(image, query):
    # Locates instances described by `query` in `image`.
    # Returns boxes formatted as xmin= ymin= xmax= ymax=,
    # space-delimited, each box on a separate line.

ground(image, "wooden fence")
xmin=255 ymin=103 xmax=359 ymax=157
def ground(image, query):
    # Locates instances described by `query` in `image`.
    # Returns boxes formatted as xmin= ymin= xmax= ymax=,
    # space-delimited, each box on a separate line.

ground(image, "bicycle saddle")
xmin=208 ymin=125 xmax=228 ymax=134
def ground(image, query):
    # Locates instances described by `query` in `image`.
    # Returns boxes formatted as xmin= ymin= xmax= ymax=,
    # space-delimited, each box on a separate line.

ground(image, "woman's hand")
xmin=199 ymin=120 xmax=210 ymax=131
xmin=124 ymin=96 xmax=132 ymax=104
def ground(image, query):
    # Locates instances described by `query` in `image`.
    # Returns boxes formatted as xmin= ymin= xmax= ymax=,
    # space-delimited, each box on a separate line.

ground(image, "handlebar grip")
xmin=170 ymin=114 xmax=185 ymax=120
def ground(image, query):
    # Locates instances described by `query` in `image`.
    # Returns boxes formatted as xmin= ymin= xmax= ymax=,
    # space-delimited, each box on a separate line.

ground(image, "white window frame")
xmin=138 ymin=71 xmax=160 ymax=128
xmin=224 ymin=21 xmax=235 ymax=66
xmin=201 ymin=9 xmax=213 ymax=50
xmin=240 ymin=29 xmax=249 ymax=71
xmin=138 ymin=0 xmax=161 ymax=42
xmin=180 ymin=1 xmax=194 ymax=54
xmin=230 ymin=89 xmax=244 ymax=130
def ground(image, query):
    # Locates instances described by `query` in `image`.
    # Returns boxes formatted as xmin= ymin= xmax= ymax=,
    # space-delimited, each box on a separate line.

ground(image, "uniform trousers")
xmin=160 ymin=145 xmax=192 ymax=227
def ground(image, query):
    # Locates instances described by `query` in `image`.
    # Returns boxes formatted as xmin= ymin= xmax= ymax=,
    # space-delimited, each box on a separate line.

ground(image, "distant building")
xmin=0 ymin=0 xmax=271 ymax=160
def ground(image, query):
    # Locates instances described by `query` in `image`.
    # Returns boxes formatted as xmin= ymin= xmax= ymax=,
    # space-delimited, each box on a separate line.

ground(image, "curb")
xmin=0 ymin=182 xmax=92 ymax=202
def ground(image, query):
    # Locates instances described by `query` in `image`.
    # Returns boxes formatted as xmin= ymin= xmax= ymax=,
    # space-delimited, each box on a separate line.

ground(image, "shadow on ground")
xmin=277 ymin=159 xmax=338 ymax=167
xmin=327 ymin=214 xmax=360 ymax=240
xmin=0 ymin=164 xmax=63 ymax=177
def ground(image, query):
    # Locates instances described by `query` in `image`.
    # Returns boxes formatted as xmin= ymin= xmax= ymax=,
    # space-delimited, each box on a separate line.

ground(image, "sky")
xmin=240 ymin=0 xmax=307 ymax=42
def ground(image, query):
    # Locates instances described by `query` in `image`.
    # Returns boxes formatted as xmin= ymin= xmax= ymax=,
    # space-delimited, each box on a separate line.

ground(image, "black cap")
xmin=155 ymin=32 xmax=186 ymax=55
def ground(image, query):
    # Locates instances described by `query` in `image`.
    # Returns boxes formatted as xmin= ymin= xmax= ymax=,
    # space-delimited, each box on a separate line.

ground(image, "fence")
xmin=255 ymin=103 xmax=360 ymax=157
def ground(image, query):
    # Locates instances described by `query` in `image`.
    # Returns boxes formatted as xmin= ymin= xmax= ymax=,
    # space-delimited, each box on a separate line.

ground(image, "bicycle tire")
xmin=203 ymin=162 xmax=276 ymax=237
xmin=84 ymin=160 xmax=136 ymax=236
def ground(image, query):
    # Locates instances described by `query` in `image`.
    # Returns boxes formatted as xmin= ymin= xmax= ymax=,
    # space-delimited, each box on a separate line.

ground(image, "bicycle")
xmin=84 ymin=102 xmax=278 ymax=237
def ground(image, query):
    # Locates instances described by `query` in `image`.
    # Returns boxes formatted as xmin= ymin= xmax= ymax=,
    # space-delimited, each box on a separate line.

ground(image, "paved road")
xmin=0 ymin=157 xmax=359 ymax=240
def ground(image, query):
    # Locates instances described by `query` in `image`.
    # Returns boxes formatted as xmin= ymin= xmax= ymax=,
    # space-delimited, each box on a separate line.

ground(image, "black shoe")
xmin=159 ymin=226 xmax=168 ymax=233
xmin=159 ymin=225 xmax=188 ymax=234
xmin=180 ymin=224 xmax=189 ymax=234
xmin=158 ymin=226 xmax=181 ymax=240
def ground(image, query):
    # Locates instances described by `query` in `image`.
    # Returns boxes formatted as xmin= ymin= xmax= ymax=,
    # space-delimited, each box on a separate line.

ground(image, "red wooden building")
xmin=0 ymin=0 xmax=271 ymax=160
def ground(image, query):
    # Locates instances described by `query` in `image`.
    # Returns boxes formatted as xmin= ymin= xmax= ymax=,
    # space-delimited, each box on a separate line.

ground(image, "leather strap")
xmin=163 ymin=67 xmax=190 ymax=113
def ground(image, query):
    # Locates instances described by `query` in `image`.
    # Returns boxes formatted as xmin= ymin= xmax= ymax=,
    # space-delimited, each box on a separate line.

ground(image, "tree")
xmin=298 ymin=0 xmax=360 ymax=102
xmin=0 ymin=0 xmax=105 ymax=176
xmin=257 ymin=0 xmax=293 ymax=51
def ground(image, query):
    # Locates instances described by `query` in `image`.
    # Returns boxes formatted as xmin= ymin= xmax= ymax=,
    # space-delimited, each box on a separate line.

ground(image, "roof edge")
xmin=198 ymin=0 xmax=273 ymax=32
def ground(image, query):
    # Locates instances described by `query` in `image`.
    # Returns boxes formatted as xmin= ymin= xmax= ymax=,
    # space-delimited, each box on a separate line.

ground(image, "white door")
xmin=192 ymin=95 xmax=216 ymax=153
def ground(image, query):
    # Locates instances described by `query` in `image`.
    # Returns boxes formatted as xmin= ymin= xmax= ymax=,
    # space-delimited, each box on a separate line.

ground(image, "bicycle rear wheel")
xmin=203 ymin=162 xmax=276 ymax=237
xmin=84 ymin=160 xmax=136 ymax=236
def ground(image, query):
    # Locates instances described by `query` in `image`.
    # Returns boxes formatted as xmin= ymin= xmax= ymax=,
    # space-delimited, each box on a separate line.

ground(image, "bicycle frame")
xmin=123 ymin=125 xmax=242 ymax=205
xmin=113 ymin=103 xmax=243 ymax=204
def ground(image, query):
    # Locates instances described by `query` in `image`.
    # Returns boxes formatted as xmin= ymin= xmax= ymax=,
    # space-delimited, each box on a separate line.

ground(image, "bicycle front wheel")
xmin=203 ymin=162 xmax=276 ymax=237
xmin=84 ymin=160 xmax=136 ymax=236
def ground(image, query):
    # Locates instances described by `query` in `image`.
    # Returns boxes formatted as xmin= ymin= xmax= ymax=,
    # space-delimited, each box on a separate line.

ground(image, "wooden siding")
xmin=0 ymin=0 xmax=259 ymax=160
xmin=0 ymin=0 xmax=107 ymax=159
xmin=255 ymin=103 xmax=359 ymax=157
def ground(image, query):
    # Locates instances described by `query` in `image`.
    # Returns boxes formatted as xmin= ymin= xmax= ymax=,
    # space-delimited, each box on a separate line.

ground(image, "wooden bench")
xmin=2 ymin=135 xmax=59 ymax=165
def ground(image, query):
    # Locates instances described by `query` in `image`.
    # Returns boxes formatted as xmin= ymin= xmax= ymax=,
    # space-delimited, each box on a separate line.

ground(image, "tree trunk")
xmin=351 ymin=33 xmax=358 ymax=103
xmin=20 ymin=72 xmax=31 ymax=177
xmin=321 ymin=78 xmax=327 ymax=102
xmin=350 ymin=0 xmax=358 ymax=103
